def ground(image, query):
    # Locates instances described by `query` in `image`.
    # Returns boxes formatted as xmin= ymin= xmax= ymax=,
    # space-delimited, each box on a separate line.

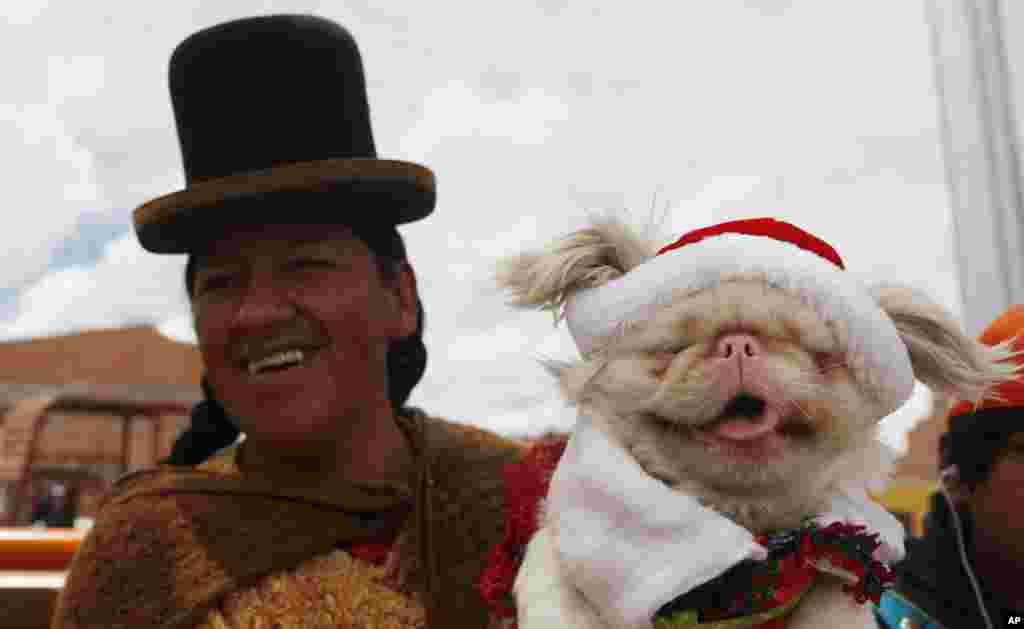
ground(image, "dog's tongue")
xmin=712 ymin=407 xmax=781 ymax=440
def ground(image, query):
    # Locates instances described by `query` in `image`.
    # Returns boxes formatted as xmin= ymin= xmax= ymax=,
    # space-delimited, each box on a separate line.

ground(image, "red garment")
xmin=347 ymin=540 xmax=394 ymax=567
xmin=478 ymin=437 xmax=568 ymax=621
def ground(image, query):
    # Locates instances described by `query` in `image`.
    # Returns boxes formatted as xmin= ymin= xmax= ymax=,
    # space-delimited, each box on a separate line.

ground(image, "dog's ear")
xmin=871 ymin=284 xmax=1018 ymax=404
xmin=495 ymin=216 xmax=655 ymax=319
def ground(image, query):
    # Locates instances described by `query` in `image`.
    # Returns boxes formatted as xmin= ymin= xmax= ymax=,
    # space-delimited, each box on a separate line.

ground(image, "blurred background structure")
xmin=0 ymin=327 xmax=198 ymax=524
xmin=929 ymin=0 xmax=1024 ymax=336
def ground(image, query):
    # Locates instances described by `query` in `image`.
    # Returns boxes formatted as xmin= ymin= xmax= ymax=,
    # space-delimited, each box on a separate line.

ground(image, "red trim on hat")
xmin=656 ymin=217 xmax=846 ymax=270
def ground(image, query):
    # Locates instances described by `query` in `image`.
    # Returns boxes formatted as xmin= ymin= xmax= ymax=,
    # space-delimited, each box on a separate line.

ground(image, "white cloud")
xmin=0 ymin=233 xmax=188 ymax=341
xmin=3 ymin=0 xmax=49 ymax=26
xmin=0 ymin=103 xmax=104 ymax=290
xmin=46 ymin=55 xmax=106 ymax=104
xmin=398 ymin=81 xmax=571 ymax=160
xmin=156 ymin=312 xmax=196 ymax=345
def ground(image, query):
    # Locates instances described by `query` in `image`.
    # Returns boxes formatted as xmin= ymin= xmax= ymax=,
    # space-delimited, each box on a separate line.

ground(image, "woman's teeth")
xmin=247 ymin=349 xmax=306 ymax=375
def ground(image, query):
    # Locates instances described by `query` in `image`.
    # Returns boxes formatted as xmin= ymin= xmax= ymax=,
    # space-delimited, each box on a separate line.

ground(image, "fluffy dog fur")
xmin=496 ymin=216 xmax=1016 ymax=629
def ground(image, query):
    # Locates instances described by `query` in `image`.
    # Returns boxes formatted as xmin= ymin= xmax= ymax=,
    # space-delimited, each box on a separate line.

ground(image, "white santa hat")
xmin=563 ymin=217 xmax=915 ymax=416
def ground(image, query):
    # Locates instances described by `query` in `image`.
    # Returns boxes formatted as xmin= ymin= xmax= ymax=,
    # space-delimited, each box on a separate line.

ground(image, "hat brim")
xmin=133 ymin=158 xmax=435 ymax=254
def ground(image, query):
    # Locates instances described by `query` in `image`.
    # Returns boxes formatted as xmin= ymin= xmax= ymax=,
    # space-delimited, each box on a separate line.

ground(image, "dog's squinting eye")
xmin=651 ymin=351 xmax=677 ymax=375
xmin=814 ymin=352 xmax=846 ymax=373
xmin=656 ymin=343 xmax=690 ymax=355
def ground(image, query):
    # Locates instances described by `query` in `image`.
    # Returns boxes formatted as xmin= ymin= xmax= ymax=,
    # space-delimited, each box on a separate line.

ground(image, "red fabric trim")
xmin=656 ymin=217 xmax=845 ymax=270
xmin=346 ymin=541 xmax=393 ymax=567
xmin=478 ymin=437 xmax=569 ymax=620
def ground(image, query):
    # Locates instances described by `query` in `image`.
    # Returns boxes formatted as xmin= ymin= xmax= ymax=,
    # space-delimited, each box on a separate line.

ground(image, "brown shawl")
xmin=52 ymin=410 xmax=526 ymax=629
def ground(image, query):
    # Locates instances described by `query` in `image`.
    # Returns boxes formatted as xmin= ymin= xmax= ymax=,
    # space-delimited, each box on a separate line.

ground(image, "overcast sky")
xmin=1 ymin=0 xmax=972 ymax=449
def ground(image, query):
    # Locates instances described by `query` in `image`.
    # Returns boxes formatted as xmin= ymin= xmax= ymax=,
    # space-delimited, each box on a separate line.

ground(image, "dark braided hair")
xmin=163 ymin=225 xmax=427 ymax=466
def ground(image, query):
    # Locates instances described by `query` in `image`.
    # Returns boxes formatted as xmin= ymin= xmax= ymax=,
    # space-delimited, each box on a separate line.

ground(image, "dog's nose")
xmin=713 ymin=333 xmax=762 ymax=360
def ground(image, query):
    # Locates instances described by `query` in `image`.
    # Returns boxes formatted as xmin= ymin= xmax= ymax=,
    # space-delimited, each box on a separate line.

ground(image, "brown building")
xmin=0 ymin=326 xmax=203 ymax=520
xmin=0 ymin=325 xmax=201 ymax=388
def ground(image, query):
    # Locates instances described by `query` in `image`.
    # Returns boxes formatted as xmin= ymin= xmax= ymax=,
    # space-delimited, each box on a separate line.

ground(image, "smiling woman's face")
xmin=190 ymin=222 xmax=417 ymax=447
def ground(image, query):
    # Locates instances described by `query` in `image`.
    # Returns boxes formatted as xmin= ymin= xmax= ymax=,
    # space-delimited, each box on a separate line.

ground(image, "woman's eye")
xmin=286 ymin=257 xmax=332 ymax=271
xmin=198 ymin=274 xmax=238 ymax=293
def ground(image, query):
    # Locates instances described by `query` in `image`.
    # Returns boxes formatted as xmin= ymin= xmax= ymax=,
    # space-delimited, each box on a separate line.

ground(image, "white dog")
xmin=493 ymin=217 xmax=1013 ymax=629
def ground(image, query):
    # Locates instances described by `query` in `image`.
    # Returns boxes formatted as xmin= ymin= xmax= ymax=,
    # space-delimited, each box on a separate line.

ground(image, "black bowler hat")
xmin=133 ymin=14 xmax=435 ymax=254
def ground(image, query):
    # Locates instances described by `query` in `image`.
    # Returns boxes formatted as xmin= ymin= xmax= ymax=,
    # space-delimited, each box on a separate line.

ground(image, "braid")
xmin=163 ymin=379 xmax=239 ymax=465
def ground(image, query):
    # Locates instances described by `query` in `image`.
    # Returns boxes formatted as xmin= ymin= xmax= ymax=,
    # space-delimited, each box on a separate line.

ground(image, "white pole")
xmin=926 ymin=0 xmax=1024 ymax=335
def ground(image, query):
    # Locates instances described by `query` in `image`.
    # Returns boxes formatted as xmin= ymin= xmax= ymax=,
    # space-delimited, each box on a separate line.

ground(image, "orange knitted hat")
xmin=948 ymin=305 xmax=1024 ymax=418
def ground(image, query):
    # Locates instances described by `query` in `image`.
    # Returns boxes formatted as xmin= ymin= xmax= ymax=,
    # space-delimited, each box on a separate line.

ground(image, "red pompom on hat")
xmin=563 ymin=216 xmax=916 ymax=417
xmin=948 ymin=305 xmax=1024 ymax=418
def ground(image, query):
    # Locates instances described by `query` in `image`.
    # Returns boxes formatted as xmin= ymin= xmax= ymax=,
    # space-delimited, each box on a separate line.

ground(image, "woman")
xmin=53 ymin=16 xmax=526 ymax=629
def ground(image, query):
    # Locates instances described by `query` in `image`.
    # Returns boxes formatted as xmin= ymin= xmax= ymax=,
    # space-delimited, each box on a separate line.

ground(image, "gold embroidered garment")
xmin=190 ymin=444 xmax=426 ymax=629
xmin=195 ymin=547 xmax=426 ymax=629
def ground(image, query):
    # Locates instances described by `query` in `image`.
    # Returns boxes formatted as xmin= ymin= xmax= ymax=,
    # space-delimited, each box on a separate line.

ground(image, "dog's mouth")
xmin=722 ymin=394 xmax=767 ymax=419
xmin=704 ymin=393 xmax=781 ymax=441
xmin=684 ymin=392 xmax=820 ymax=461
